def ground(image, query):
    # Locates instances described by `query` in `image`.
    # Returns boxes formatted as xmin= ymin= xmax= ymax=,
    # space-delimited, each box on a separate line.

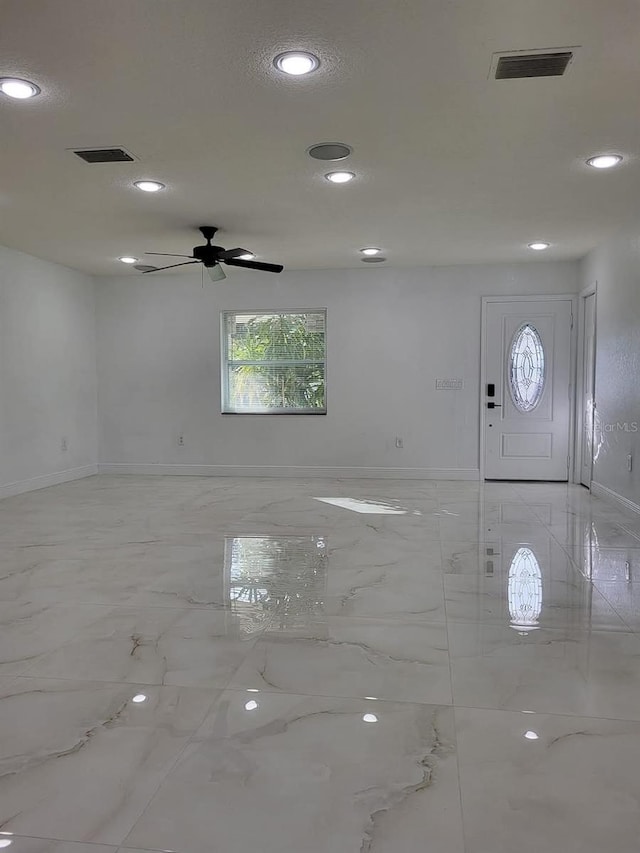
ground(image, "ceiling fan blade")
xmin=145 ymin=252 xmax=194 ymax=258
xmin=218 ymin=248 xmax=250 ymax=260
xmin=207 ymin=264 xmax=227 ymax=282
xmin=142 ymin=261 xmax=200 ymax=273
xmin=224 ymin=258 xmax=284 ymax=273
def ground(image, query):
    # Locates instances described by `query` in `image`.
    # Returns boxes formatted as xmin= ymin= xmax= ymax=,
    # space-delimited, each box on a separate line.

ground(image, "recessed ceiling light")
xmin=528 ymin=242 xmax=550 ymax=251
xmin=119 ymin=256 xmax=138 ymax=264
xmin=274 ymin=51 xmax=320 ymax=76
xmin=524 ymin=730 xmax=539 ymax=740
xmin=134 ymin=180 xmax=165 ymax=193
xmin=326 ymin=171 xmax=355 ymax=184
xmin=360 ymin=247 xmax=381 ymax=256
xmin=244 ymin=700 xmax=259 ymax=711
xmin=586 ymin=154 xmax=623 ymax=169
xmin=239 ymin=253 xmax=255 ymax=260
xmin=132 ymin=693 xmax=147 ymax=703
xmin=362 ymin=713 xmax=378 ymax=723
xmin=0 ymin=77 xmax=40 ymax=99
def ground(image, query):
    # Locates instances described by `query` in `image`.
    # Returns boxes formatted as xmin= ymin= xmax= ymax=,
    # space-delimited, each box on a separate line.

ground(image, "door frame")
xmin=573 ymin=283 xmax=597 ymax=486
xmin=479 ymin=294 xmax=578 ymax=482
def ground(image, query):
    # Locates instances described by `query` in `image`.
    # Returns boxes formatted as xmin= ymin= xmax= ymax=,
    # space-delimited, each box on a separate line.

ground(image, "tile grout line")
xmin=115 ymin=624 xmax=270 ymax=849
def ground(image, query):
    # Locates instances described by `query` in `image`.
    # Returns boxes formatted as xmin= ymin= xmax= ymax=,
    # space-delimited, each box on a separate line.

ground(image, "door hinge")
xmin=570 ymin=313 xmax=574 ymax=330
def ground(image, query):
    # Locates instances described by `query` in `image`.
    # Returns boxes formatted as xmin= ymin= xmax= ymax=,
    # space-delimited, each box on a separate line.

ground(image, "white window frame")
xmin=221 ymin=309 xmax=327 ymax=415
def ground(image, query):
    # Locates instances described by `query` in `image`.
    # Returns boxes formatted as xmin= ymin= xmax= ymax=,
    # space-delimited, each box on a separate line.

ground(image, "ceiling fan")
xmin=141 ymin=226 xmax=284 ymax=281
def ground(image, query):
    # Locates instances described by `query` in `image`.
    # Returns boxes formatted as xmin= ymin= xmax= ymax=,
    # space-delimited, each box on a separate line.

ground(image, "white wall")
xmin=0 ymin=245 xmax=98 ymax=497
xmin=581 ymin=233 xmax=640 ymax=509
xmin=96 ymin=261 xmax=578 ymax=478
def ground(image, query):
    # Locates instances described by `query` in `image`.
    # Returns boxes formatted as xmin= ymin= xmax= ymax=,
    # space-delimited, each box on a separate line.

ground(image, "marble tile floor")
xmin=0 ymin=475 xmax=640 ymax=852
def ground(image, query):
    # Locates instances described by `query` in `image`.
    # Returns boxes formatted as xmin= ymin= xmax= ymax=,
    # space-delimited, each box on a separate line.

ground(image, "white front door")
xmin=580 ymin=292 xmax=597 ymax=487
xmin=483 ymin=298 xmax=573 ymax=481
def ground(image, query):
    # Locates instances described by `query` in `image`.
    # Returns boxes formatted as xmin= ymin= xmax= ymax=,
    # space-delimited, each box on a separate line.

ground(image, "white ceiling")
xmin=2 ymin=0 xmax=640 ymax=274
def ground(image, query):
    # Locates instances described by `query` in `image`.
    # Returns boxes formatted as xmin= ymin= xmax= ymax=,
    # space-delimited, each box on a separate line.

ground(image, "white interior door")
xmin=483 ymin=298 xmax=573 ymax=481
xmin=580 ymin=292 xmax=597 ymax=487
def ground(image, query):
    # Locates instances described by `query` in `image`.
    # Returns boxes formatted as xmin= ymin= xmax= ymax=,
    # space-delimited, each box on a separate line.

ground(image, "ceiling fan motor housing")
xmin=193 ymin=226 xmax=222 ymax=266
xmin=192 ymin=243 xmax=222 ymax=266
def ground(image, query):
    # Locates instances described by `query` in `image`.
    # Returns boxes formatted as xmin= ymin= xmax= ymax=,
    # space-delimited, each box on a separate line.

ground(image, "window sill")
xmin=221 ymin=410 xmax=327 ymax=416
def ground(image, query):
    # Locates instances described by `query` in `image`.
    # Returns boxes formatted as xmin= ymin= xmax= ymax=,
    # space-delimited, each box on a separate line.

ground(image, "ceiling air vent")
xmin=72 ymin=147 xmax=136 ymax=163
xmin=494 ymin=50 xmax=574 ymax=79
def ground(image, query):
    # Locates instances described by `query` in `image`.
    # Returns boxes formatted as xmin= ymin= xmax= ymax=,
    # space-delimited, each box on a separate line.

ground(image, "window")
xmin=509 ymin=323 xmax=545 ymax=412
xmin=222 ymin=310 xmax=326 ymax=413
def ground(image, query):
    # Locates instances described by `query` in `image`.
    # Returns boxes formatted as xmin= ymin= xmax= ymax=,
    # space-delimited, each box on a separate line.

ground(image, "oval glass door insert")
xmin=509 ymin=323 xmax=545 ymax=412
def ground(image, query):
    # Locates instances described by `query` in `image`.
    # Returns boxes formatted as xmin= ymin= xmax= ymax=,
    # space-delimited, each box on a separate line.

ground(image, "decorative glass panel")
xmin=508 ymin=547 xmax=542 ymax=632
xmin=509 ymin=323 xmax=545 ymax=412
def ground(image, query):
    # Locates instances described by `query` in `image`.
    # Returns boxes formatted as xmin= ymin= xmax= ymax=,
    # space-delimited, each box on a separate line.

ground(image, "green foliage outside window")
xmin=224 ymin=311 xmax=326 ymax=412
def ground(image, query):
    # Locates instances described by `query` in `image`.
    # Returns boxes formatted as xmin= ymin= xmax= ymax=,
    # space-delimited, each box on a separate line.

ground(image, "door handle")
xmin=487 ymin=402 xmax=502 ymax=409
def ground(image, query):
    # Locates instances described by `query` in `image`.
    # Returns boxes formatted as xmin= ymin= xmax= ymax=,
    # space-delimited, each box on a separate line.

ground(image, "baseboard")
xmin=98 ymin=463 xmax=480 ymax=481
xmin=591 ymin=481 xmax=640 ymax=517
xmin=0 ymin=464 xmax=98 ymax=500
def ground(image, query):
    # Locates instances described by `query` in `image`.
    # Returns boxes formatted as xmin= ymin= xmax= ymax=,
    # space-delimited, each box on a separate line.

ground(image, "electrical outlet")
xmin=61 ymin=437 xmax=68 ymax=452
xmin=628 ymin=454 xmax=633 ymax=472
xmin=395 ymin=437 xmax=404 ymax=449
xmin=178 ymin=435 xmax=184 ymax=446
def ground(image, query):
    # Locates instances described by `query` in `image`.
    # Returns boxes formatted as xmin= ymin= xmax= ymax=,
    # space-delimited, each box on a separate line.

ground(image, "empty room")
xmin=1 ymin=1 xmax=640 ymax=852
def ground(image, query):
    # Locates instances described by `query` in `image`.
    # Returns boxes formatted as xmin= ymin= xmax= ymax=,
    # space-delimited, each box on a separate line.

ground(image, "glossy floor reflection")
xmin=0 ymin=475 xmax=639 ymax=852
